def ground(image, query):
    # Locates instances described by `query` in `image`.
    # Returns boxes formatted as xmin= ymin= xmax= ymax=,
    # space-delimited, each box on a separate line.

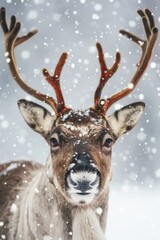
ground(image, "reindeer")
xmin=0 ymin=7 xmax=158 ymax=240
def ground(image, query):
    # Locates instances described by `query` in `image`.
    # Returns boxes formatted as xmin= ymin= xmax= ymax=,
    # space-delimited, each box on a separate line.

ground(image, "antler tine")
xmin=42 ymin=52 xmax=68 ymax=113
xmin=102 ymin=9 xmax=158 ymax=113
xmin=94 ymin=42 xmax=121 ymax=110
xmin=0 ymin=8 xmax=59 ymax=114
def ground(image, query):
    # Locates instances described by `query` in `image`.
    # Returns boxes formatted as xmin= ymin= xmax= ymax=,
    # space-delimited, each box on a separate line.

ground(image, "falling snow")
xmin=150 ymin=62 xmax=157 ymax=69
xmin=155 ymin=168 xmax=160 ymax=178
xmin=27 ymin=10 xmax=38 ymax=20
xmin=10 ymin=203 xmax=17 ymax=214
xmin=1 ymin=235 xmax=6 ymax=239
xmin=0 ymin=1 xmax=160 ymax=240
xmin=128 ymin=20 xmax=136 ymax=27
xmin=137 ymin=131 xmax=146 ymax=141
xmin=92 ymin=14 xmax=100 ymax=20
xmin=96 ymin=207 xmax=103 ymax=215
xmin=94 ymin=4 xmax=102 ymax=12
xmin=21 ymin=50 xmax=31 ymax=59
xmin=0 ymin=222 xmax=4 ymax=227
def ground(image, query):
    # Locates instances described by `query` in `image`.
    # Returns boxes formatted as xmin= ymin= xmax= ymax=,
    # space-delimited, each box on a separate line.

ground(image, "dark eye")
xmin=50 ymin=133 xmax=60 ymax=149
xmin=103 ymin=138 xmax=113 ymax=148
xmin=102 ymin=136 xmax=113 ymax=150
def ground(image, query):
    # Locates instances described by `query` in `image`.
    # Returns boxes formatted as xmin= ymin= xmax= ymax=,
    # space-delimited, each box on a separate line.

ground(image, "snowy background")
xmin=0 ymin=0 xmax=160 ymax=239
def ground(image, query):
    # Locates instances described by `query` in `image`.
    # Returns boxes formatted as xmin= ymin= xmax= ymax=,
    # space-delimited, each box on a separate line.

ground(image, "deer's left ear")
xmin=18 ymin=99 xmax=56 ymax=138
xmin=107 ymin=102 xmax=145 ymax=140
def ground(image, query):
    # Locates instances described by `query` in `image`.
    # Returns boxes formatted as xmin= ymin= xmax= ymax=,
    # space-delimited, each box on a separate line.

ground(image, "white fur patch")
xmin=70 ymin=193 xmax=96 ymax=204
xmin=72 ymin=208 xmax=106 ymax=239
xmin=67 ymin=171 xmax=99 ymax=204
xmin=43 ymin=236 xmax=52 ymax=240
xmin=70 ymin=171 xmax=97 ymax=184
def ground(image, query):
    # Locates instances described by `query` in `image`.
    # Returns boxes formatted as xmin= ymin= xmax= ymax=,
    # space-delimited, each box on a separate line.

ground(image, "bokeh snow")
xmin=0 ymin=0 xmax=160 ymax=239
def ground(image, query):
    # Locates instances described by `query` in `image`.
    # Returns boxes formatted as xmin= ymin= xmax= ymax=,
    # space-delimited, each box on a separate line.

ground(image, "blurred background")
xmin=0 ymin=0 xmax=160 ymax=239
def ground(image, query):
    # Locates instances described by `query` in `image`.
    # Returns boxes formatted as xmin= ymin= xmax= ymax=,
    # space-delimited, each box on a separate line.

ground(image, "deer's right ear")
xmin=18 ymin=99 xmax=55 ymax=137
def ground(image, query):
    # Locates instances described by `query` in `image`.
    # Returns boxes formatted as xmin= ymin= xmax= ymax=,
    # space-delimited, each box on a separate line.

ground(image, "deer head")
xmin=0 ymin=8 xmax=158 ymax=205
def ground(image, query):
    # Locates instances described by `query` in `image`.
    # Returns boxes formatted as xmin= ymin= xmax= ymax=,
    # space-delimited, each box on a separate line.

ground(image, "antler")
xmin=42 ymin=53 xmax=68 ymax=113
xmin=94 ymin=9 xmax=158 ymax=114
xmin=94 ymin=43 xmax=121 ymax=110
xmin=0 ymin=8 xmax=68 ymax=115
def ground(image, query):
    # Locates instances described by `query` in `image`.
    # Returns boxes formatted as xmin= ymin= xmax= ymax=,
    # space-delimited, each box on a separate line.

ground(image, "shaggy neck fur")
xmin=9 ymin=159 xmax=109 ymax=240
xmin=72 ymin=208 xmax=106 ymax=240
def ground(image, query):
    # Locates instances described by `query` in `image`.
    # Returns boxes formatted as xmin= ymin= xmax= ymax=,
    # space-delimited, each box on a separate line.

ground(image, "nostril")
xmin=89 ymin=179 xmax=98 ymax=187
xmin=89 ymin=173 xmax=100 ymax=187
xmin=69 ymin=177 xmax=78 ymax=187
xmin=89 ymin=182 xmax=96 ymax=187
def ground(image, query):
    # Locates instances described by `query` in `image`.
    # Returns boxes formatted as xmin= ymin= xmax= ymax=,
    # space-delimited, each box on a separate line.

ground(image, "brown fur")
xmin=0 ymin=102 xmax=144 ymax=239
xmin=51 ymin=109 xmax=112 ymax=200
xmin=0 ymin=161 xmax=42 ymax=238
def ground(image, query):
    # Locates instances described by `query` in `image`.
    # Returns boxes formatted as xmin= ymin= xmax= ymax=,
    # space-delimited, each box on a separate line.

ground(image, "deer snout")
xmin=65 ymin=152 xmax=100 ymax=204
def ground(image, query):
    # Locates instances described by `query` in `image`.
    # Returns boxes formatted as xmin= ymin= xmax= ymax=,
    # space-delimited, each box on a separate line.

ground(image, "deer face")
xmin=18 ymin=99 xmax=144 ymax=205
xmin=49 ymin=109 xmax=112 ymax=205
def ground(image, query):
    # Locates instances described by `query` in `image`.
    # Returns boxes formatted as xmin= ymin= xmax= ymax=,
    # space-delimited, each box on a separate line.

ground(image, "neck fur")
xmin=72 ymin=207 xmax=106 ymax=240
xmin=10 ymin=163 xmax=109 ymax=240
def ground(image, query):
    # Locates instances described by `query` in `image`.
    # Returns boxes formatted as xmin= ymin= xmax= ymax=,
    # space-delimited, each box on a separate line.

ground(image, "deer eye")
xmin=50 ymin=133 xmax=60 ymax=149
xmin=102 ymin=135 xmax=113 ymax=150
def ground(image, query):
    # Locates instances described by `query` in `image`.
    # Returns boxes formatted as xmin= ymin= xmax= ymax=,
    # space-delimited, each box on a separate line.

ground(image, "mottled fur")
xmin=0 ymin=161 xmax=42 ymax=239
xmin=0 ymin=101 xmax=144 ymax=240
xmin=0 ymin=160 xmax=109 ymax=240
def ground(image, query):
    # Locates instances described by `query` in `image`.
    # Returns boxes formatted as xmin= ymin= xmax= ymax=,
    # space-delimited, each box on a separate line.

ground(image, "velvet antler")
xmin=0 ymin=7 xmax=68 ymax=115
xmin=94 ymin=9 xmax=158 ymax=114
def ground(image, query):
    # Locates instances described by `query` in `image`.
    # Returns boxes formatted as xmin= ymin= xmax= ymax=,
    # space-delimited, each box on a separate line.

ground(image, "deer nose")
xmin=75 ymin=180 xmax=91 ymax=193
xmin=67 ymin=168 xmax=100 ymax=193
xmin=69 ymin=152 xmax=99 ymax=174
xmin=72 ymin=152 xmax=92 ymax=165
xmin=66 ymin=152 xmax=100 ymax=194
